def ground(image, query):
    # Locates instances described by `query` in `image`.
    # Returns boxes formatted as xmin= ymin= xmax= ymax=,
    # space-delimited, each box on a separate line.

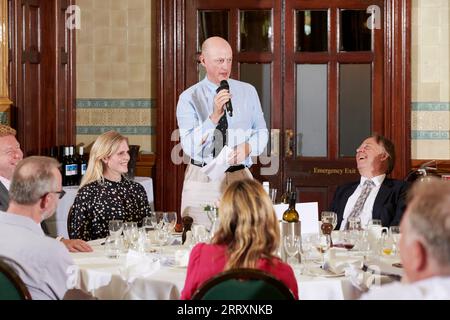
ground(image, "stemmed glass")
xmin=283 ymin=235 xmax=301 ymax=265
xmin=316 ymin=234 xmax=331 ymax=267
xmin=163 ymin=211 xmax=177 ymax=233
xmin=389 ymin=226 xmax=401 ymax=255
xmin=123 ymin=222 xmax=139 ymax=250
xmin=154 ymin=211 xmax=165 ymax=230
xmin=142 ymin=216 xmax=154 ymax=234
xmin=108 ymin=219 xmax=123 ymax=240
xmin=321 ymin=211 xmax=337 ymax=230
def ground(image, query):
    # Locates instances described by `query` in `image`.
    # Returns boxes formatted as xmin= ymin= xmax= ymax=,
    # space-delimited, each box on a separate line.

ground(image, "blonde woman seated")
xmin=180 ymin=179 xmax=298 ymax=299
xmin=68 ymin=131 xmax=151 ymax=241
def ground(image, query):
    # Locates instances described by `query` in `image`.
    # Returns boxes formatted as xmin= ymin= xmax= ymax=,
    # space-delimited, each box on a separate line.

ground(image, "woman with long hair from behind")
xmin=181 ymin=179 xmax=298 ymax=299
xmin=68 ymin=131 xmax=151 ymax=241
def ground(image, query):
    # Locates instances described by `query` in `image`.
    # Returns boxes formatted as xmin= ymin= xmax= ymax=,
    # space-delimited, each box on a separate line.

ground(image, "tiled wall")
xmin=75 ymin=0 xmax=155 ymax=153
xmin=411 ymin=0 xmax=450 ymax=159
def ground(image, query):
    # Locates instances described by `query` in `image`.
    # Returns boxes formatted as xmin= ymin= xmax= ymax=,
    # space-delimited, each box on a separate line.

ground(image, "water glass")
xmin=156 ymin=229 xmax=169 ymax=247
xmin=104 ymin=236 xmax=122 ymax=259
xmin=269 ymin=188 xmax=277 ymax=204
xmin=348 ymin=217 xmax=362 ymax=231
xmin=108 ymin=220 xmax=123 ymax=239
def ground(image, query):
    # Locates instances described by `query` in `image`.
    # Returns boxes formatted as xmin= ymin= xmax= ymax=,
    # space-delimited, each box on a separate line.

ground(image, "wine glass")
xmin=123 ymin=222 xmax=139 ymax=249
xmin=389 ymin=226 xmax=401 ymax=255
xmin=341 ymin=230 xmax=357 ymax=250
xmin=316 ymin=234 xmax=331 ymax=267
xmin=283 ymin=235 xmax=301 ymax=265
xmin=154 ymin=211 xmax=165 ymax=230
xmin=163 ymin=211 xmax=177 ymax=233
xmin=108 ymin=219 xmax=123 ymax=239
xmin=381 ymin=232 xmax=395 ymax=256
xmin=321 ymin=211 xmax=337 ymax=230
xmin=142 ymin=216 xmax=154 ymax=234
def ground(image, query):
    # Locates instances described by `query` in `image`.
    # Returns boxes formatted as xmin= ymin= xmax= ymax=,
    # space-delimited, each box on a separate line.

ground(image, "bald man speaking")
xmin=176 ymin=36 xmax=268 ymax=227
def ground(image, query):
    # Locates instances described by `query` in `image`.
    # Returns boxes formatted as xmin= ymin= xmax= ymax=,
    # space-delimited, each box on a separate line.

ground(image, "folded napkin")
xmin=345 ymin=264 xmax=394 ymax=292
xmin=119 ymin=250 xmax=160 ymax=283
xmin=323 ymin=249 xmax=364 ymax=275
xmin=174 ymin=249 xmax=190 ymax=267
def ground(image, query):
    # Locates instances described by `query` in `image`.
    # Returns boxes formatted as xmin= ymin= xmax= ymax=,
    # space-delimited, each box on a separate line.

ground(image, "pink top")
xmin=180 ymin=243 xmax=299 ymax=300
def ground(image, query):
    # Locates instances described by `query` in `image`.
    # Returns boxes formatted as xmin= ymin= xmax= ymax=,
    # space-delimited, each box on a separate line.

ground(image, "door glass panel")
xmin=296 ymin=64 xmax=328 ymax=157
xmin=239 ymin=10 xmax=272 ymax=52
xmin=240 ymin=63 xmax=272 ymax=133
xmin=340 ymin=10 xmax=372 ymax=52
xmin=198 ymin=10 xmax=229 ymax=81
xmin=198 ymin=10 xmax=229 ymax=52
xmin=339 ymin=64 xmax=372 ymax=157
xmin=296 ymin=10 xmax=328 ymax=52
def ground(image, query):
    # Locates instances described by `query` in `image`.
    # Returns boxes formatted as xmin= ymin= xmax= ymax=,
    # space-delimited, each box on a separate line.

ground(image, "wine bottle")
xmin=282 ymin=191 xmax=299 ymax=222
xmin=67 ymin=146 xmax=78 ymax=186
xmin=280 ymin=178 xmax=292 ymax=204
xmin=77 ymin=146 xmax=87 ymax=185
xmin=62 ymin=146 xmax=69 ymax=186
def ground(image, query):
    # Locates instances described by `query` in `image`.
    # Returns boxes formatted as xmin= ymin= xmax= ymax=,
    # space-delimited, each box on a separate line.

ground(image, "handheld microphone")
xmin=216 ymin=80 xmax=233 ymax=117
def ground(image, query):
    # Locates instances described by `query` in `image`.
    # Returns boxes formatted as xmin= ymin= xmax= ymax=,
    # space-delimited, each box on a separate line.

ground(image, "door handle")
xmin=285 ymin=129 xmax=294 ymax=157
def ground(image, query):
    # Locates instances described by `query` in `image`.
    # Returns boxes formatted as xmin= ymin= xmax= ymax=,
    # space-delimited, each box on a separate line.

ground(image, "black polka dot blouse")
xmin=68 ymin=177 xmax=151 ymax=241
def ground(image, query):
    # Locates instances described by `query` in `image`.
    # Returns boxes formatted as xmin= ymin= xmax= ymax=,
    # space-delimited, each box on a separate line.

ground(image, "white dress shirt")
xmin=360 ymin=276 xmax=450 ymax=300
xmin=339 ymin=174 xmax=386 ymax=230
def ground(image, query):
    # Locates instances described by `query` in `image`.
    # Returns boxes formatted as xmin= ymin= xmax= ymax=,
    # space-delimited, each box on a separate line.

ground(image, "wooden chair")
xmin=0 ymin=257 xmax=32 ymax=300
xmin=192 ymin=268 xmax=295 ymax=300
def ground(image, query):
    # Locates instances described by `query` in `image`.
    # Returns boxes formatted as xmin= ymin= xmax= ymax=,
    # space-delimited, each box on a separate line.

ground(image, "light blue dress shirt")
xmin=0 ymin=211 xmax=74 ymax=300
xmin=176 ymin=77 xmax=269 ymax=167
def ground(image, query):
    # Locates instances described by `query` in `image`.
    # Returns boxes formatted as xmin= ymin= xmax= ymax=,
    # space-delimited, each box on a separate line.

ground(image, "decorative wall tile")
xmin=412 ymin=139 xmax=450 ymax=159
xmin=412 ymin=0 xmax=450 ymax=160
xmin=76 ymin=99 xmax=154 ymax=108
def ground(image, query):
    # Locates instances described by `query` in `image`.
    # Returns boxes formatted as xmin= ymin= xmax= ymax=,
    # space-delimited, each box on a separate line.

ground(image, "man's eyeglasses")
xmin=52 ymin=190 xmax=66 ymax=199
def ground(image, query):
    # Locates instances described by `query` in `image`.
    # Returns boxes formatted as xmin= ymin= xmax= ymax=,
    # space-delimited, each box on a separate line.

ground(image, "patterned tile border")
xmin=412 ymin=130 xmax=450 ymax=140
xmin=412 ymin=102 xmax=450 ymax=111
xmin=0 ymin=112 xmax=8 ymax=124
xmin=76 ymin=126 xmax=154 ymax=135
xmin=76 ymin=99 xmax=155 ymax=109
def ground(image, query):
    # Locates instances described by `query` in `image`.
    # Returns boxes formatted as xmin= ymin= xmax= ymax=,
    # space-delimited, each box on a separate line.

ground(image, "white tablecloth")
xmin=71 ymin=240 xmax=186 ymax=300
xmin=46 ymin=177 xmax=154 ymax=238
xmin=69 ymin=240 xmax=389 ymax=300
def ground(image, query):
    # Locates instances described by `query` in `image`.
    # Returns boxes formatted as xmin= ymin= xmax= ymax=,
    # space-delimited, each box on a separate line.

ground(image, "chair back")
xmin=0 ymin=257 xmax=32 ymax=300
xmin=192 ymin=268 xmax=295 ymax=300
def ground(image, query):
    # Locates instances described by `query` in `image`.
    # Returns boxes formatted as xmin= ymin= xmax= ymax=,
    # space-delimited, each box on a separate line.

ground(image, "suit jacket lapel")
xmin=0 ymin=181 xmax=9 ymax=211
xmin=372 ymin=179 xmax=393 ymax=220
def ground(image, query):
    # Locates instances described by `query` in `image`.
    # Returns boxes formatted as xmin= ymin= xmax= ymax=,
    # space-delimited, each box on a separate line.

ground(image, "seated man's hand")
xmin=61 ymin=238 xmax=93 ymax=252
xmin=228 ymin=142 xmax=251 ymax=165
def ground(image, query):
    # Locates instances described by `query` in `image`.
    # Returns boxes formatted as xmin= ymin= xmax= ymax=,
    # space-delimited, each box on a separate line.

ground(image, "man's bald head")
xmin=201 ymin=36 xmax=232 ymax=56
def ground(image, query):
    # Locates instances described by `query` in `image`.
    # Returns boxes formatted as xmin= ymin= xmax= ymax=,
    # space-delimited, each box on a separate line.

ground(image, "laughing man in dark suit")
xmin=330 ymin=134 xmax=409 ymax=230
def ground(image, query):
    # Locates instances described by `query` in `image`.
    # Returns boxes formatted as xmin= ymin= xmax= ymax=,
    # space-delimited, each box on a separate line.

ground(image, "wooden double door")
xmin=156 ymin=0 xmax=411 ymax=215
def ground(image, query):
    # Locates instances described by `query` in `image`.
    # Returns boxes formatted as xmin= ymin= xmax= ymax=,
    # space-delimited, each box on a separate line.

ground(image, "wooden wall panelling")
xmin=8 ymin=0 xmax=75 ymax=156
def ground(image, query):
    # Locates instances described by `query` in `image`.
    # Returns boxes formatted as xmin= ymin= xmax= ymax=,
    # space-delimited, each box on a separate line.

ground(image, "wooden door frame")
xmin=156 ymin=0 xmax=410 ymax=212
